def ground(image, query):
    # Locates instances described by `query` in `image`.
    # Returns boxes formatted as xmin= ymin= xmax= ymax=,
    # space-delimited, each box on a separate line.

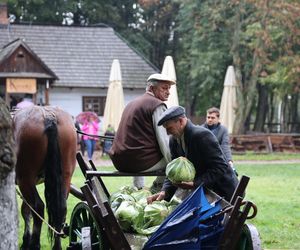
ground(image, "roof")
xmin=0 ymin=38 xmax=58 ymax=79
xmin=0 ymin=24 xmax=158 ymax=88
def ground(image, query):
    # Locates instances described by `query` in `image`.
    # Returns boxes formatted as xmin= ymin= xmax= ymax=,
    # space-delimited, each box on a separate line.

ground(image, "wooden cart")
xmin=66 ymin=153 xmax=261 ymax=250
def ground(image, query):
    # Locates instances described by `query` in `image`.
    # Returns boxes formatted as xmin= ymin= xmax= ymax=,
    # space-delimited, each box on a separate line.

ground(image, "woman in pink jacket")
xmin=81 ymin=116 xmax=99 ymax=160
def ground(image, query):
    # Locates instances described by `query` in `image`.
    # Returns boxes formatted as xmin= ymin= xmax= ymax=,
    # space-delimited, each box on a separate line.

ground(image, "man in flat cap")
xmin=109 ymin=73 xmax=175 ymax=190
xmin=148 ymin=106 xmax=238 ymax=202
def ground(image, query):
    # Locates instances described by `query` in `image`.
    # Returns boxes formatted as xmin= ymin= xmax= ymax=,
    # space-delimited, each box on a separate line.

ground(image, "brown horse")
xmin=13 ymin=106 xmax=77 ymax=250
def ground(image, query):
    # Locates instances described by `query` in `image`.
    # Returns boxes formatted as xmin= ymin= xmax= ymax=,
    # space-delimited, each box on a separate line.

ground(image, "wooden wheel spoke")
xmin=75 ymin=213 xmax=84 ymax=228
xmin=81 ymin=209 xmax=89 ymax=225
xmin=69 ymin=202 xmax=108 ymax=249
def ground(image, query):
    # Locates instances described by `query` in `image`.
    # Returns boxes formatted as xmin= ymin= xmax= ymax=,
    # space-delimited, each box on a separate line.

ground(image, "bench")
xmin=230 ymin=135 xmax=271 ymax=153
xmin=267 ymin=134 xmax=296 ymax=152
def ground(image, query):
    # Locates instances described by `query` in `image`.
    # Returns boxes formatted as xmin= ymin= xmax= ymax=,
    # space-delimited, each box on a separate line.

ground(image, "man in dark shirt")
xmin=202 ymin=107 xmax=237 ymax=175
xmin=148 ymin=106 xmax=238 ymax=202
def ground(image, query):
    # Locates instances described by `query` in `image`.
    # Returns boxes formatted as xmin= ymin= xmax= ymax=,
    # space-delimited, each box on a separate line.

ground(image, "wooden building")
xmin=0 ymin=3 xmax=157 ymax=119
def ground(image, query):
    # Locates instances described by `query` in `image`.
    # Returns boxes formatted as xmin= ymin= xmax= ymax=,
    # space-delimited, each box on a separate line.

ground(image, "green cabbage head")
xmin=143 ymin=201 xmax=169 ymax=228
xmin=166 ymin=156 xmax=196 ymax=183
xmin=115 ymin=200 xmax=144 ymax=232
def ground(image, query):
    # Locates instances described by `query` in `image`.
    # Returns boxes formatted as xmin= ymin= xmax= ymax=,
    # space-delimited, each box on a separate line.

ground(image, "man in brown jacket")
xmin=109 ymin=73 xmax=175 ymax=190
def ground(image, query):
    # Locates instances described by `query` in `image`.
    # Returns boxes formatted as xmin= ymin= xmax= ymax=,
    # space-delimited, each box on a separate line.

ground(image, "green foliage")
xmin=7 ymin=0 xmax=66 ymax=24
xmin=176 ymin=0 xmax=233 ymax=115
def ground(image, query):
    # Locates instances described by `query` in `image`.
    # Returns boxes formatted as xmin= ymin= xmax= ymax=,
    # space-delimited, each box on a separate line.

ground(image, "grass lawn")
xmin=233 ymin=152 xmax=300 ymax=161
xmin=17 ymin=158 xmax=300 ymax=249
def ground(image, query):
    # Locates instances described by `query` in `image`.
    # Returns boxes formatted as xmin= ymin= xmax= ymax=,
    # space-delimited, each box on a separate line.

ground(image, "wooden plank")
xmin=86 ymin=170 xmax=165 ymax=177
xmin=69 ymin=183 xmax=84 ymax=201
xmin=88 ymin=160 xmax=110 ymax=198
xmin=76 ymin=152 xmax=92 ymax=178
xmin=81 ymin=184 xmax=131 ymax=250
xmin=230 ymin=175 xmax=249 ymax=205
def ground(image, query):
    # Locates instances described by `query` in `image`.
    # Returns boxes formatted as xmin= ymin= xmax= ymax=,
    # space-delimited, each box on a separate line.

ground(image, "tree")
xmin=0 ymin=98 xmax=17 ymax=249
xmin=232 ymin=0 xmax=300 ymax=133
xmin=176 ymin=0 xmax=233 ymax=116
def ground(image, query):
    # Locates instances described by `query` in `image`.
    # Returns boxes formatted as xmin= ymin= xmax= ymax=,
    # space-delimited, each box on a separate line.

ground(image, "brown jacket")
xmin=110 ymin=93 xmax=166 ymax=172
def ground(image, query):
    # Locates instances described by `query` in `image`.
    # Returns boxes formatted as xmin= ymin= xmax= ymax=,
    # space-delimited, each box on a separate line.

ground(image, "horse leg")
xmin=53 ymin=235 xmax=62 ymax=250
xmin=30 ymin=188 xmax=45 ymax=250
xmin=52 ymin=188 xmax=67 ymax=250
xmin=20 ymin=201 xmax=32 ymax=250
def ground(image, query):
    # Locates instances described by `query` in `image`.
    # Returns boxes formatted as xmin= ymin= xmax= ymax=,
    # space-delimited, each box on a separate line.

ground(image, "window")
xmin=82 ymin=96 xmax=106 ymax=116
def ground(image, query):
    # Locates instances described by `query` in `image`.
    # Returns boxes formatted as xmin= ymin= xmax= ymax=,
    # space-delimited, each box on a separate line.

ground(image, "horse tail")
xmin=44 ymin=118 xmax=65 ymax=241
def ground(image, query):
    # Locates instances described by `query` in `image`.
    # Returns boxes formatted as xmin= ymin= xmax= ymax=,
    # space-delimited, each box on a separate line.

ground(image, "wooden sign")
xmin=6 ymin=78 xmax=37 ymax=93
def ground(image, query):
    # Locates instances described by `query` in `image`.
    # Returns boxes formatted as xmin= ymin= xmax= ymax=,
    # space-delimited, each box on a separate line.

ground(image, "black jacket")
xmin=162 ymin=120 xmax=238 ymax=201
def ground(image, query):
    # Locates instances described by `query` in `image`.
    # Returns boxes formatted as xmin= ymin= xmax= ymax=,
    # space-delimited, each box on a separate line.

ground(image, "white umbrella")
xmin=219 ymin=65 xmax=238 ymax=134
xmin=162 ymin=56 xmax=179 ymax=107
xmin=103 ymin=59 xmax=125 ymax=132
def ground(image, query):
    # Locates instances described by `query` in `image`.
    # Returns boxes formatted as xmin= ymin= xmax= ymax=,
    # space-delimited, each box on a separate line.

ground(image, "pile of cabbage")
xmin=109 ymin=186 xmax=181 ymax=235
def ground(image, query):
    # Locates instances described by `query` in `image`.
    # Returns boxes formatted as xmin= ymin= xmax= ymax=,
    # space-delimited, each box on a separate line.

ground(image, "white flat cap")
xmin=147 ymin=73 xmax=176 ymax=85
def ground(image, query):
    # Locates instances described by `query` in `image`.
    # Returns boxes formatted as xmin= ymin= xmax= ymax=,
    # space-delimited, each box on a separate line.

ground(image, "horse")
xmin=13 ymin=106 xmax=77 ymax=250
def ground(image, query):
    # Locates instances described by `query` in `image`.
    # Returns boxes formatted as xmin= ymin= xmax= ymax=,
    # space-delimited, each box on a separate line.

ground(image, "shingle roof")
xmin=0 ymin=38 xmax=58 ymax=79
xmin=0 ymin=24 xmax=158 ymax=88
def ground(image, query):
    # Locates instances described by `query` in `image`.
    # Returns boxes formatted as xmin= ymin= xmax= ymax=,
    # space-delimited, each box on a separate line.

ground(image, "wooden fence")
xmin=230 ymin=134 xmax=300 ymax=153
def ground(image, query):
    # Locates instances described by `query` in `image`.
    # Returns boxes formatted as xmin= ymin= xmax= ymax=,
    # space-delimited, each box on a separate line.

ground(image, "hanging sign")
xmin=6 ymin=78 xmax=37 ymax=93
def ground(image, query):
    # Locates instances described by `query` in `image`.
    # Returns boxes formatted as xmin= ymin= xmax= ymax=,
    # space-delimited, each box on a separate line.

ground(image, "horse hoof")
xmin=28 ymin=244 xmax=40 ymax=250
xmin=20 ymin=245 xmax=29 ymax=250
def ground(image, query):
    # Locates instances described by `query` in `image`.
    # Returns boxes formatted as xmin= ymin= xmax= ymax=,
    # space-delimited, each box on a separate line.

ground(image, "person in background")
xmin=102 ymin=124 xmax=115 ymax=156
xmin=109 ymin=73 xmax=175 ymax=191
xmin=148 ymin=106 xmax=238 ymax=203
xmin=202 ymin=107 xmax=237 ymax=175
xmin=10 ymin=96 xmax=19 ymax=109
xmin=81 ymin=116 xmax=99 ymax=161
xmin=16 ymin=94 xmax=34 ymax=109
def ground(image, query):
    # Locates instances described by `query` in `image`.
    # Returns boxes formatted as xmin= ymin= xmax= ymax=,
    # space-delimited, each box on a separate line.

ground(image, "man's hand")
xmin=147 ymin=191 xmax=166 ymax=204
xmin=174 ymin=181 xmax=194 ymax=189
xmin=229 ymin=161 xmax=238 ymax=176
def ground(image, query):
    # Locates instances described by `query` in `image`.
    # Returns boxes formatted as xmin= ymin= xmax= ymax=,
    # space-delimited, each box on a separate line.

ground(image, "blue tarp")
xmin=143 ymin=186 xmax=224 ymax=250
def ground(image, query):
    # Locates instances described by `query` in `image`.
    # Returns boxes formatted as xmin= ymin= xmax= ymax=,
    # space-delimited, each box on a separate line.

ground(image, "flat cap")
xmin=147 ymin=73 xmax=176 ymax=85
xmin=158 ymin=106 xmax=186 ymax=126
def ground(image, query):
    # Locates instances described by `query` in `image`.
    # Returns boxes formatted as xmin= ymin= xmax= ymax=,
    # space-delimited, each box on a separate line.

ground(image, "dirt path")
xmin=80 ymin=150 xmax=300 ymax=168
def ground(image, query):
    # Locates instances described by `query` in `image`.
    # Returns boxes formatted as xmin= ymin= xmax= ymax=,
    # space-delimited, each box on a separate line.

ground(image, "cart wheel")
xmin=69 ymin=202 xmax=109 ymax=250
xmin=236 ymin=224 xmax=261 ymax=250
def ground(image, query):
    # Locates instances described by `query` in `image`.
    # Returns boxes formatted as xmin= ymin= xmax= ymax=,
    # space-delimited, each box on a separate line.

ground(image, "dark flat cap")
xmin=158 ymin=106 xmax=186 ymax=126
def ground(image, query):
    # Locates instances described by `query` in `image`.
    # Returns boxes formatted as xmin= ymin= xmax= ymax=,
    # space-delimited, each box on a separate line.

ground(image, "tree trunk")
xmin=281 ymin=96 xmax=287 ymax=133
xmin=253 ymin=83 xmax=269 ymax=132
xmin=0 ymin=98 xmax=18 ymax=250
xmin=231 ymin=2 xmax=242 ymax=134
xmin=232 ymin=0 xmax=269 ymax=134
xmin=268 ymin=92 xmax=275 ymax=132
xmin=290 ymin=93 xmax=300 ymax=133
